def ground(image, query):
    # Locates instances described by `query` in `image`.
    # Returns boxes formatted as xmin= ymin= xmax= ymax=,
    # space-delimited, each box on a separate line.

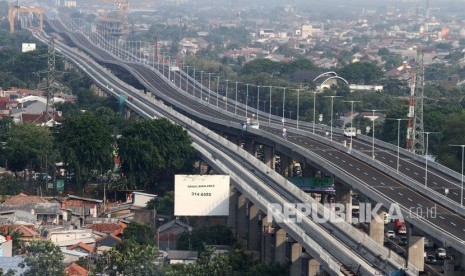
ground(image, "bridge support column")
xmin=308 ymin=258 xmax=321 ymax=276
xmin=368 ymin=211 xmax=384 ymax=245
xmin=448 ymin=246 xmax=465 ymax=273
xmin=125 ymin=109 xmax=131 ymax=119
xmin=237 ymin=194 xmax=248 ymax=248
xmin=227 ymin=187 xmax=238 ymax=236
xmin=335 ymin=182 xmax=352 ymax=223
xmin=261 ymin=217 xmax=273 ymax=262
xmin=263 ymin=146 xmax=275 ymax=169
xmin=248 ymin=204 xmax=260 ymax=251
xmin=274 ymin=228 xmax=286 ymax=263
xmin=245 ymin=139 xmax=254 ymax=154
xmin=291 ymin=243 xmax=302 ymax=276
xmin=407 ymin=234 xmax=424 ymax=271
xmin=280 ymin=155 xmax=291 ymax=178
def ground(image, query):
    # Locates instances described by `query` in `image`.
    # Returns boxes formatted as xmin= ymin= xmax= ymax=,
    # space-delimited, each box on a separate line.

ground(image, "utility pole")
xmin=412 ymin=50 xmax=425 ymax=155
xmin=45 ymin=38 xmax=56 ymax=123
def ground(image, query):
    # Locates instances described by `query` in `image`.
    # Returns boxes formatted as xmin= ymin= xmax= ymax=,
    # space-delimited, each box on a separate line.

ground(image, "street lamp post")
xmin=324 ymin=96 xmax=342 ymax=141
xmin=246 ymin=84 xmax=249 ymax=118
xmin=449 ymin=144 xmax=465 ymax=206
xmin=200 ymin=71 xmax=204 ymax=99
xmin=343 ymin=100 xmax=362 ymax=150
xmin=185 ymin=66 xmax=191 ymax=94
xmin=312 ymin=91 xmax=317 ymax=134
xmin=192 ymin=68 xmax=196 ymax=96
xmin=235 ymin=82 xmax=238 ymax=115
xmin=366 ymin=109 xmax=384 ymax=159
xmin=387 ymin=118 xmax=408 ymax=172
xmin=256 ymin=85 xmax=260 ymax=122
xmin=269 ymin=86 xmax=272 ymax=123
xmin=225 ymin=80 xmax=229 ymax=111
xmin=282 ymin=88 xmax=286 ymax=126
xmin=296 ymin=89 xmax=301 ymax=129
xmin=216 ymin=76 xmax=220 ymax=107
xmin=208 ymin=73 xmax=212 ymax=103
xmin=423 ymin=132 xmax=437 ymax=187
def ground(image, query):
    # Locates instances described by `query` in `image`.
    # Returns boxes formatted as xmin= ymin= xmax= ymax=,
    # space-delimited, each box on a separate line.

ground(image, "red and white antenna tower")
xmin=406 ymin=70 xmax=415 ymax=151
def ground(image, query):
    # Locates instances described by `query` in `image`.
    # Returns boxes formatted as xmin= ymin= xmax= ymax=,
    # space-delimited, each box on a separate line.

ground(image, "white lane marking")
xmin=389 ymin=160 xmax=393 ymax=163
xmin=372 ymin=177 xmax=377 ymax=181
xmin=398 ymin=192 xmax=403 ymax=196
xmin=408 ymin=198 xmax=412 ymax=202
xmin=335 ymin=156 xmax=339 ymax=159
xmin=389 ymin=187 xmax=394 ymax=191
xmin=405 ymin=168 xmax=410 ymax=171
xmin=417 ymin=203 xmax=422 ymax=207
xmin=432 ymin=182 xmax=438 ymax=185
xmin=414 ymin=172 xmax=418 ymax=175
xmin=439 ymin=216 xmax=445 ymax=220
xmin=349 ymin=163 xmax=353 ymax=167
xmin=342 ymin=160 xmax=346 ymax=163
xmin=453 ymin=192 xmax=458 ymax=196
xmin=356 ymin=168 xmax=361 ymax=171
xmin=382 ymin=156 xmax=386 ymax=160
xmin=328 ymin=153 xmax=332 ymax=156
xmin=364 ymin=172 xmax=368 ymax=175
xmin=381 ymin=182 xmax=385 ymax=186
xmin=451 ymin=222 xmax=457 ymax=227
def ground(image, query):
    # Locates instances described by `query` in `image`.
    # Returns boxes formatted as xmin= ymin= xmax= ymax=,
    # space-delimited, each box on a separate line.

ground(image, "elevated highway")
xmin=42 ymin=14 xmax=465 ymax=272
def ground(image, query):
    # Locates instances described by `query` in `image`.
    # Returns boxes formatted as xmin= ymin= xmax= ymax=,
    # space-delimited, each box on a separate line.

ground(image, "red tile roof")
xmin=67 ymin=242 xmax=95 ymax=253
xmin=3 ymin=193 xmax=48 ymax=205
xmin=65 ymin=263 xmax=88 ymax=276
xmin=87 ymin=223 xmax=121 ymax=233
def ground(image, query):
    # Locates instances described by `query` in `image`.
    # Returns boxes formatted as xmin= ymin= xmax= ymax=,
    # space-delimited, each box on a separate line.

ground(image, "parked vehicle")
xmin=398 ymin=237 xmax=407 ymax=246
xmin=426 ymin=255 xmax=437 ymax=264
xmin=383 ymin=213 xmax=391 ymax=224
xmin=385 ymin=230 xmax=396 ymax=239
xmin=394 ymin=219 xmax=405 ymax=233
xmin=436 ymin=248 xmax=446 ymax=259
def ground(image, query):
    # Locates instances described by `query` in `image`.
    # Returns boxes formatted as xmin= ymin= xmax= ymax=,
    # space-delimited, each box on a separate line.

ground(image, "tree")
xmin=147 ymin=191 xmax=174 ymax=216
xmin=4 ymin=122 xmax=52 ymax=172
xmin=118 ymin=119 xmax=195 ymax=191
xmin=95 ymin=240 xmax=162 ymax=276
xmin=19 ymin=240 xmax=65 ymax=276
xmin=123 ymin=222 xmax=157 ymax=246
xmin=337 ymin=62 xmax=384 ymax=85
xmin=54 ymin=113 xmax=114 ymax=193
xmin=177 ymin=225 xmax=235 ymax=251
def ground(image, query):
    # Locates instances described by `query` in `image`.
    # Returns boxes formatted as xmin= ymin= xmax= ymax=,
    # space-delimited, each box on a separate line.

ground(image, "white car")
xmin=385 ymin=230 xmax=396 ymax=239
xmin=436 ymin=248 xmax=446 ymax=259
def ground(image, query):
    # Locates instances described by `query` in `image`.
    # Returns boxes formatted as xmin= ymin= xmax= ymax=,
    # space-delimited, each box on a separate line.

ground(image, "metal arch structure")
xmin=320 ymin=76 xmax=349 ymax=86
xmin=8 ymin=6 xmax=43 ymax=33
xmin=313 ymin=71 xmax=338 ymax=82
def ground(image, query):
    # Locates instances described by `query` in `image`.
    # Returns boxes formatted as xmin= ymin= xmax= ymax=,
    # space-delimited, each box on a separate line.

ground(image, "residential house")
xmin=158 ymin=219 xmax=192 ymax=250
xmin=167 ymin=250 xmax=198 ymax=264
xmin=67 ymin=242 xmax=95 ymax=255
xmin=48 ymin=229 xmax=96 ymax=247
xmin=65 ymin=262 xmax=89 ymax=276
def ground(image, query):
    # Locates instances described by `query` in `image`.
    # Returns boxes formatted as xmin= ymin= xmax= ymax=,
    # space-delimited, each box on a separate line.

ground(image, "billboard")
xmin=288 ymin=177 xmax=335 ymax=192
xmin=22 ymin=43 xmax=36 ymax=53
xmin=174 ymin=175 xmax=230 ymax=216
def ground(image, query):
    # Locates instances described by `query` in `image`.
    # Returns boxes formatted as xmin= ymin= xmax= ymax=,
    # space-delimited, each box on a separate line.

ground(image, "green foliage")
xmin=177 ymin=225 xmax=235 ymax=251
xmin=118 ymin=119 xmax=195 ymax=191
xmin=54 ymin=113 xmax=114 ymax=193
xmin=4 ymin=122 xmax=53 ymax=172
xmin=123 ymin=222 xmax=157 ymax=246
xmin=20 ymin=240 xmax=65 ymax=276
xmin=147 ymin=191 xmax=174 ymax=216
xmin=95 ymin=240 xmax=161 ymax=276
xmin=0 ymin=268 xmax=15 ymax=276
xmin=240 ymin=58 xmax=318 ymax=77
xmin=337 ymin=62 xmax=384 ymax=85
xmin=437 ymin=110 xmax=465 ymax=171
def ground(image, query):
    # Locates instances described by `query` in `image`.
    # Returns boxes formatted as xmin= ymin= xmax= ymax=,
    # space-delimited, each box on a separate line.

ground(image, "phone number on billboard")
xmin=191 ymin=192 xmax=212 ymax=196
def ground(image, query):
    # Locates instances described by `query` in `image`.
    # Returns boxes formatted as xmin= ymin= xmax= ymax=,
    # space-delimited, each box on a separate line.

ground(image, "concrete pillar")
xmin=407 ymin=236 xmax=424 ymax=271
xmin=369 ymin=213 xmax=384 ymax=245
xmin=248 ymin=204 xmax=260 ymax=251
xmin=291 ymin=243 xmax=302 ymax=276
xmin=308 ymin=258 xmax=321 ymax=276
xmin=237 ymin=194 xmax=248 ymax=247
xmin=261 ymin=217 xmax=273 ymax=262
xmin=274 ymin=228 xmax=287 ymax=263
xmin=335 ymin=182 xmax=352 ymax=223
xmin=227 ymin=187 xmax=238 ymax=236
xmin=263 ymin=146 xmax=275 ymax=169
xmin=281 ymin=155 xmax=291 ymax=178
xmin=245 ymin=139 xmax=254 ymax=154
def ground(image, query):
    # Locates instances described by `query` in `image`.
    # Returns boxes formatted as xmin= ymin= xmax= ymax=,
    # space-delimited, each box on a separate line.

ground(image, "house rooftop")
xmin=167 ymin=250 xmax=198 ymax=260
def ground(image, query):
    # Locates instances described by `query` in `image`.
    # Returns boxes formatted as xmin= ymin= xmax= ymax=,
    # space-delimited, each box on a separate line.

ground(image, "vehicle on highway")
xmin=397 ymin=225 xmax=407 ymax=235
xmin=385 ymin=230 xmax=396 ymax=239
xmin=398 ymin=237 xmax=407 ymax=246
xmin=394 ymin=219 xmax=405 ymax=233
xmin=343 ymin=127 xmax=357 ymax=137
xmin=383 ymin=213 xmax=391 ymax=224
xmin=425 ymin=255 xmax=437 ymax=264
xmin=293 ymin=162 xmax=302 ymax=176
xmin=250 ymin=120 xmax=259 ymax=129
xmin=436 ymin=248 xmax=446 ymax=259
